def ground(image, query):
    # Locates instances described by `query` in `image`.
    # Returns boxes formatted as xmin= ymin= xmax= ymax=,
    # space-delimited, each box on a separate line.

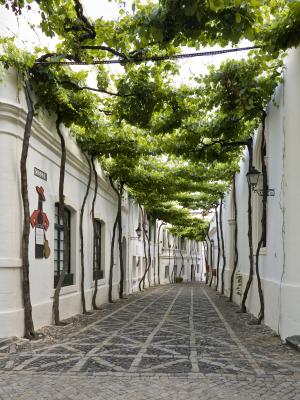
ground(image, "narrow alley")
xmin=0 ymin=284 xmax=299 ymax=399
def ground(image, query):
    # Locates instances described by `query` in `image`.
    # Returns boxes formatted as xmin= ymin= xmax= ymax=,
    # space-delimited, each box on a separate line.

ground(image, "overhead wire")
xmin=34 ymin=45 xmax=261 ymax=65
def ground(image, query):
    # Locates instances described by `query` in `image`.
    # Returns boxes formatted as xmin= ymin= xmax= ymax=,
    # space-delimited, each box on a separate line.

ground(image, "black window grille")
xmin=54 ymin=203 xmax=73 ymax=287
xmin=165 ymin=265 xmax=169 ymax=279
xmin=93 ymin=220 xmax=104 ymax=280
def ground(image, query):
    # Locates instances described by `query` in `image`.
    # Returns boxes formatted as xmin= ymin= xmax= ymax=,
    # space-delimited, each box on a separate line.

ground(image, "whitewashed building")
xmin=0 ymin=70 xmax=202 ymax=338
xmin=207 ymin=47 xmax=300 ymax=340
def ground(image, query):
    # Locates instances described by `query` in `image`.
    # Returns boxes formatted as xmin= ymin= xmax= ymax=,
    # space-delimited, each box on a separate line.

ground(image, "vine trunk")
xmin=21 ymin=80 xmax=36 ymax=339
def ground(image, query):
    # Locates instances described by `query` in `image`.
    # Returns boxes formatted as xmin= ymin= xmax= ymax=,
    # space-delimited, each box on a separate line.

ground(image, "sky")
xmin=81 ymin=0 xmax=251 ymax=82
xmin=0 ymin=0 xmax=251 ymax=85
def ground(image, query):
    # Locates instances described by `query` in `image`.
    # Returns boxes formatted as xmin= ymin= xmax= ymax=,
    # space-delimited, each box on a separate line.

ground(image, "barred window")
xmin=54 ymin=203 xmax=73 ymax=287
xmin=93 ymin=220 xmax=104 ymax=280
xmin=165 ymin=265 xmax=169 ymax=279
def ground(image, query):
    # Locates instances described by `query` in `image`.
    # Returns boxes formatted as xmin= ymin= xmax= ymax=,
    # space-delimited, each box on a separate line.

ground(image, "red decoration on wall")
xmin=30 ymin=186 xmax=50 ymax=259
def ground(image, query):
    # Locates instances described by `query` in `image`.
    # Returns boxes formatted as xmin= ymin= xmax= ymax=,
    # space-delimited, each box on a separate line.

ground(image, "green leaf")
xmin=235 ymin=12 xmax=241 ymax=24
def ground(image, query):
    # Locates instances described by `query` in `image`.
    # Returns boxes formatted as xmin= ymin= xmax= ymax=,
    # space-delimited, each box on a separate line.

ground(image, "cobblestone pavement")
xmin=0 ymin=284 xmax=300 ymax=399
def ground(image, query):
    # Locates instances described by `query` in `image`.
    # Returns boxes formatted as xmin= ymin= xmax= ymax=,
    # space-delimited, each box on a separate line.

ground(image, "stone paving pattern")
xmin=0 ymin=283 xmax=300 ymax=399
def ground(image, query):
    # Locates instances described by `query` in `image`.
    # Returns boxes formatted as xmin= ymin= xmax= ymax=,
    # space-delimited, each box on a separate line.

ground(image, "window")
xmin=163 ymin=230 xmax=167 ymax=248
xmin=93 ymin=220 xmax=104 ymax=280
xmin=54 ymin=203 xmax=73 ymax=287
xmin=132 ymin=256 xmax=137 ymax=278
xmin=165 ymin=265 xmax=169 ymax=279
xmin=148 ymin=218 xmax=152 ymax=241
xmin=180 ymin=237 xmax=186 ymax=251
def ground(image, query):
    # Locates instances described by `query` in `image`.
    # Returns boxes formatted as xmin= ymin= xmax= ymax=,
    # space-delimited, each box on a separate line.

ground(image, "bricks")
xmin=0 ymin=284 xmax=300 ymax=399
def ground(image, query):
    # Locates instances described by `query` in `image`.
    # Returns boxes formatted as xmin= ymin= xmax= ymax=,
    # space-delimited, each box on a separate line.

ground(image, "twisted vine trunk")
xmin=199 ymin=245 xmax=204 ymax=282
xmin=118 ymin=186 xmax=124 ymax=299
xmin=21 ymin=80 xmax=35 ymax=339
xmin=168 ymin=245 xmax=171 ymax=283
xmin=91 ymin=158 xmax=99 ymax=310
xmin=204 ymin=238 xmax=209 ymax=285
xmin=229 ymin=174 xmax=239 ymax=302
xmin=139 ymin=222 xmax=148 ymax=291
xmin=255 ymin=111 xmax=267 ymax=324
xmin=139 ymin=207 xmax=151 ymax=290
xmin=190 ymin=250 xmax=194 ymax=282
xmin=179 ymin=249 xmax=184 ymax=278
xmin=53 ymin=116 xmax=70 ymax=325
xmin=109 ymin=179 xmax=125 ymax=299
xmin=79 ymin=154 xmax=92 ymax=314
xmin=147 ymin=228 xmax=151 ymax=287
xmin=241 ymin=138 xmax=254 ymax=313
xmin=215 ymin=206 xmax=220 ymax=291
xmin=147 ymin=222 xmax=151 ymax=287
xmin=157 ymin=222 xmax=165 ymax=285
xmin=173 ymin=247 xmax=177 ymax=283
xmin=209 ymin=235 xmax=214 ymax=287
xmin=153 ymin=221 xmax=156 ymax=285
xmin=220 ymin=199 xmax=226 ymax=295
xmin=108 ymin=212 xmax=118 ymax=303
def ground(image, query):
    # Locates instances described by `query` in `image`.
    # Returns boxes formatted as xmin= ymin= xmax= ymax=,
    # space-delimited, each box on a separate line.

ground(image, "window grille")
xmin=54 ymin=203 xmax=73 ymax=287
xmin=93 ymin=220 xmax=104 ymax=280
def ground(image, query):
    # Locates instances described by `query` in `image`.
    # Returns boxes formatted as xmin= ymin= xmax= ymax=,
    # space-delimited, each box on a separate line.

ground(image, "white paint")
xmin=208 ymin=48 xmax=300 ymax=340
xmin=0 ymin=70 xmax=201 ymax=338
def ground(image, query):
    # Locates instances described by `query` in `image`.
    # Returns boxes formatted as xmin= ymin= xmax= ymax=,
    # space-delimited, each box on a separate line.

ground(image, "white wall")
xmin=0 ymin=69 xmax=128 ymax=337
xmin=208 ymin=48 xmax=300 ymax=340
xmin=0 ymin=70 xmax=202 ymax=338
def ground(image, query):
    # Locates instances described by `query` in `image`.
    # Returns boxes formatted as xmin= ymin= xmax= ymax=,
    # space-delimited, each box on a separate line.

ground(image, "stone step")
xmin=285 ymin=335 xmax=300 ymax=352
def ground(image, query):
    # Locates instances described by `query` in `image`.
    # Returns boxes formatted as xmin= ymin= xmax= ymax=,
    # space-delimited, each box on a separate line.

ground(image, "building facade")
xmin=0 ymin=69 xmax=202 ymax=338
xmin=207 ymin=47 xmax=300 ymax=340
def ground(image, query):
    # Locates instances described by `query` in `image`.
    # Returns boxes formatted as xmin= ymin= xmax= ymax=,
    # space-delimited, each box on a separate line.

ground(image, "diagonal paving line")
xmin=70 ymin=288 xmax=173 ymax=372
xmin=201 ymin=286 xmax=265 ymax=376
xmin=76 ymin=289 xmax=165 ymax=336
xmin=129 ymin=288 xmax=183 ymax=372
xmin=14 ymin=288 xmax=166 ymax=371
xmin=252 ymin=352 xmax=300 ymax=373
xmin=91 ymin=357 xmax=126 ymax=372
xmin=189 ymin=287 xmax=199 ymax=372
xmin=139 ymin=358 xmax=188 ymax=372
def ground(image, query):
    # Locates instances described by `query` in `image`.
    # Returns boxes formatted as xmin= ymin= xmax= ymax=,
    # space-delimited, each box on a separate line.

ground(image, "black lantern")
xmin=135 ymin=224 xmax=142 ymax=239
xmin=210 ymin=239 xmax=214 ymax=247
xmin=246 ymin=166 xmax=261 ymax=189
xmin=246 ymin=166 xmax=275 ymax=196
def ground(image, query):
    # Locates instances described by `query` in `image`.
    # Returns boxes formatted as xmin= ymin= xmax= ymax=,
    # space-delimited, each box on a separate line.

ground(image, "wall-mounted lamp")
xmin=246 ymin=166 xmax=275 ymax=196
xmin=136 ymin=224 xmax=142 ymax=239
xmin=210 ymin=239 xmax=214 ymax=247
